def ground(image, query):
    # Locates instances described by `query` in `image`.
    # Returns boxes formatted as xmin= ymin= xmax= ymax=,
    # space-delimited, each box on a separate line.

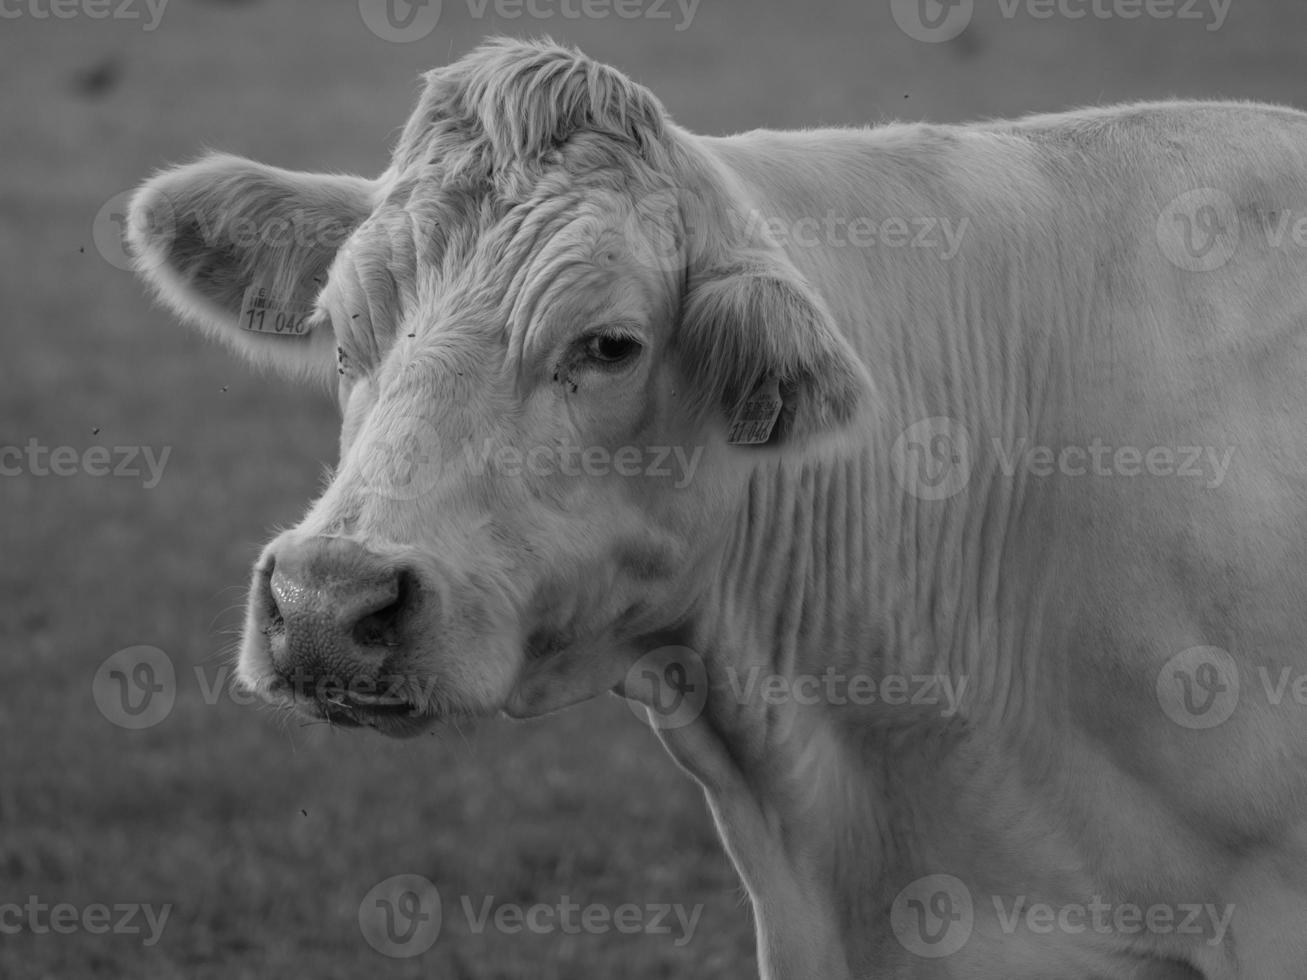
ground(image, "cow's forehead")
xmin=321 ymin=167 xmax=672 ymax=375
xmin=317 ymin=37 xmax=681 ymax=370
xmin=389 ymin=39 xmax=668 ymax=190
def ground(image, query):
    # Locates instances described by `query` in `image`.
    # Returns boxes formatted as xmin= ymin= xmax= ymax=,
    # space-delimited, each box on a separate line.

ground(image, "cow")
xmin=126 ymin=37 xmax=1307 ymax=979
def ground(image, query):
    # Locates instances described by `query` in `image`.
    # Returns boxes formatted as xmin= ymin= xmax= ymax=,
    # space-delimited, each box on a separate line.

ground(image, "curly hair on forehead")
xmin=391 ymin=37 xmax=674 ymax=196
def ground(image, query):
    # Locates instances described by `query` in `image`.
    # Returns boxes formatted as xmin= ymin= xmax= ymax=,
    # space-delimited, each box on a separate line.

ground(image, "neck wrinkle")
xmin=673 ymin=123 xmax=1087 ymax=977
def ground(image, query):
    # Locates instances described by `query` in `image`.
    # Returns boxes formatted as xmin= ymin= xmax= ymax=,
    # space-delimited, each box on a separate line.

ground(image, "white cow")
xmin=127 ymin=38 xmax=1307 ymax=979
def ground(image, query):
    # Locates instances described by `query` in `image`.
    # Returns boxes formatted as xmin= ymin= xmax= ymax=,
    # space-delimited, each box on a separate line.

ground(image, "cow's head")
xmin=128 ymin=39 xmax=872 ymax=734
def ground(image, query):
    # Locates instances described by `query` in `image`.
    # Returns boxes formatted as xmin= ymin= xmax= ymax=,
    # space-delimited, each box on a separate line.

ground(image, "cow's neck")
xmin=662 ymin=131 xmax=1089 ymax=979
xmin=667 ymin=446 xmax=1054 ymax=978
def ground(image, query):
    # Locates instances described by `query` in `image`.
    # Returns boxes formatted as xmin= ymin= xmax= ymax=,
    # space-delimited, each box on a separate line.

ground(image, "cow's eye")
xmin=582 ymin=332 xmax=642 ymax=365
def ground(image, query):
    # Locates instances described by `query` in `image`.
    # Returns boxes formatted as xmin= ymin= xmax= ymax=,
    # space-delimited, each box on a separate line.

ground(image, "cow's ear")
xmin=127 ymin=153 xmax=377 ymax=383
xmin=678 ymin=251 xmax=873 ymax=443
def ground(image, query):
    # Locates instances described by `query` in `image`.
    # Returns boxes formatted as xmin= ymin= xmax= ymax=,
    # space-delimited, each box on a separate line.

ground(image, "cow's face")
xmin=127 ymin=42 xmax=871 ymax=734
xmin=258 ymin=183 xmax=721 ymax=730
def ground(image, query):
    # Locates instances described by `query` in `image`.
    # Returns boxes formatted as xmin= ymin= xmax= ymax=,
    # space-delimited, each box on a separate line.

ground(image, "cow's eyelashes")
xmin=580 ymin=332 xmax=642 ymax=367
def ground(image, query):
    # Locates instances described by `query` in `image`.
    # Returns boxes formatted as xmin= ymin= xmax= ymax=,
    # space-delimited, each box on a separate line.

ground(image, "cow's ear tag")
xmin=727 ymin=376 xmax=783 ymax=445
xmin=238 ymin=285 xmax=314 ymax=338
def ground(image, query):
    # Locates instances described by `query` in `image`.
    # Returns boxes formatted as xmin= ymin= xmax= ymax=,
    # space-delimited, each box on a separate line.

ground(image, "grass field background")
xmin=4 ymin=0 xmax=1306 ymax=976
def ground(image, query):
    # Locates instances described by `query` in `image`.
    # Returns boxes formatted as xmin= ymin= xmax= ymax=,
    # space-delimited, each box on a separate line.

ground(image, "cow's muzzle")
xmin=250 ymin=536 xmax=429 ymax=730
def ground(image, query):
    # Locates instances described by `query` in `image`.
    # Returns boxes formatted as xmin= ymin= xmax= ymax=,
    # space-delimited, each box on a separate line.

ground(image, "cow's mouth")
xmin=270 ymin=678 xmax=435 ymax=737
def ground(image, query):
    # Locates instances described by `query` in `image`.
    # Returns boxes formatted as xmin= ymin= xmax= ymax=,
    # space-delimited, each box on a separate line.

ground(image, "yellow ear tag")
xmin=727 ymin=377 xmax=783 ymax=445
xmin=239 ymin=285 xmax=314 ymax=337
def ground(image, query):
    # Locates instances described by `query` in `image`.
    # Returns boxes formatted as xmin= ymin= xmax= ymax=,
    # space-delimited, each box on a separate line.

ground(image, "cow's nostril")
xmin=257 ymin=561 xmax=285 ymax=638
xmin=351 ymin=568 xmax=414 ymax=649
